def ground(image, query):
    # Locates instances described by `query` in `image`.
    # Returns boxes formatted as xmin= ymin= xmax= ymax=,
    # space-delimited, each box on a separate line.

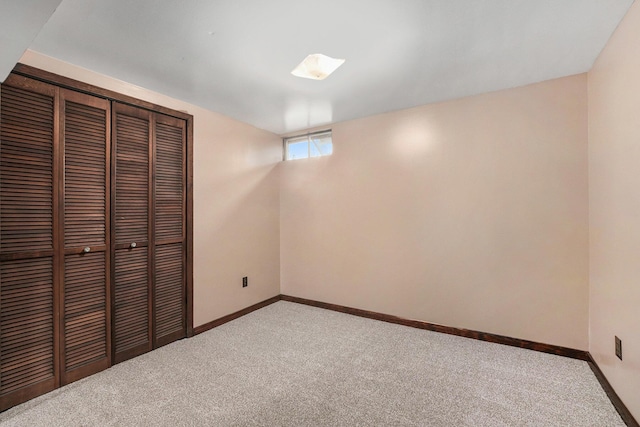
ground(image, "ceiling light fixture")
xmin=291 ymin=54 xmax=345 ymax=80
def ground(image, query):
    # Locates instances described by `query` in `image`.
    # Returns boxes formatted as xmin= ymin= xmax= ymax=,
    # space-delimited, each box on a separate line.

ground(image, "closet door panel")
xmin=155 ymin=119 xmax=184 ymax=242
xmin=0 ymin=259 xmax=55 ymax=401
xmin=0 ymin=76 xmax=59 ymax=411
xmin=114 ymin=247 xmax=149 ymax=356
xmin=154 ymin=243 xmax=184 ymax=346
xmin=63 ymin=97 xmax=109 ymax=248
xmin=63 ymin=252 xmax=108 ymax=381
xmin=60 ymin=90 xmax=110 ymax=384
xmin=114 ymin=111 xmax=150 ymax=246
xmin=112 ymin=103 xmax=152 ymax=363
xmin=0 ymin=82 xmax=55 ymax=254
xmin=153 ymin=115 xmax=186 ymax=346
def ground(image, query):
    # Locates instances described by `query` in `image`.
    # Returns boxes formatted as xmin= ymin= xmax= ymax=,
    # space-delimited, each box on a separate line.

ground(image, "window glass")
xmin=310 ymin=134 xmax=333 ymax=157
xmin=287 ymin=138 xmax=309 ymax=160
xmin=285 ymin=131 xmax=332 ymax=160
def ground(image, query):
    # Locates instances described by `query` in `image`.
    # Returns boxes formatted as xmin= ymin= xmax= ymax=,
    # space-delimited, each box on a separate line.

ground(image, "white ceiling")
xmin=0 ymin=0 xmax=62 ymax=82
xmin=14 ymin=0 xmax=637 ymax=134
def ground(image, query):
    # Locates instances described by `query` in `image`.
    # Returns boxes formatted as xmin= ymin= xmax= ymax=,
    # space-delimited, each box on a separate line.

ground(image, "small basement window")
xmin=284 ymin=130 xmax=333 ymax=160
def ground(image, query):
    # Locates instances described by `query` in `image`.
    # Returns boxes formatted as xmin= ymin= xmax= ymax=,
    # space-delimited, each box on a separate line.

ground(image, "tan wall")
xmin=18 ymin=50 xmax=282 ymax=328
xmin=588 ymin=0 xmax=640 ymax=419
xmin=280 ymin=74 xmax=589 ymax=350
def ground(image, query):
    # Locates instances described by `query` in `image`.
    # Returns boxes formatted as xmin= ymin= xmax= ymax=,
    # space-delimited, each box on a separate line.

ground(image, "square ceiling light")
xmin=291 ymin=54 xmax=345 ymax=80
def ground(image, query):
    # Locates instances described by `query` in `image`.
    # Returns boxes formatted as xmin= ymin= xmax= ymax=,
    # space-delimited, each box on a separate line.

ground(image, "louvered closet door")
xmin=153 ymin=114 xmax=186 ymax=347
xmin=112 ymin=103 xmax=152 ymax=363
xmin=0 ymin=76 xmax=59 ymax=410
xmin=60 ymin=89 xmax=111 ymax=384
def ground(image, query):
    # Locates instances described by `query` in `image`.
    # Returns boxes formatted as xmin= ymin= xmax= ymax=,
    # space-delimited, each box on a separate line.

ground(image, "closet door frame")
xmin=10 ymin=64 xmax=195 ymax=339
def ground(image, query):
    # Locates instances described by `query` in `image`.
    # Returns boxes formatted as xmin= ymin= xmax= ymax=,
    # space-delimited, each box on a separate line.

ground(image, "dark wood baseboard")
xmin=587 ymin=354 xmax=639 ymax=427
xmin=280 ymin=295 xmax=589 ymax=360
xmin=193 ymin=295 xmax=282 ymax=335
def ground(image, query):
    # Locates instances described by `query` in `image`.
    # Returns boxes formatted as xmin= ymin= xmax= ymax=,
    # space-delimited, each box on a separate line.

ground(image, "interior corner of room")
xmin=0 ymin=0 xmax=639 ymax=425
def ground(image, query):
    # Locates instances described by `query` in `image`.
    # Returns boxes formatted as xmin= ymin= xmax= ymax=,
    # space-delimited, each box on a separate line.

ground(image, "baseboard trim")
xmin=587 ymin=354 xmax=639 ymax=427
xmin=193 ymin=295 xmax=281 ymax=335
xmin=280 ymin=294 xmax=589 ymax=360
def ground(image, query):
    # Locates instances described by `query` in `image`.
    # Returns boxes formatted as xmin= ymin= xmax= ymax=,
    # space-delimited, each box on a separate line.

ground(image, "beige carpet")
xmin=0 ymin=301 xmax=624 ymax=426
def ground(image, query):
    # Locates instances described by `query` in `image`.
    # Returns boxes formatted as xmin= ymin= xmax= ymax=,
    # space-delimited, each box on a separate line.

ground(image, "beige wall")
xmin=280 ymin=75 xmax=589 ymax=350
xmin=18 ymin=50 xmax=282 ymax=328
xmin=588 ymin=0 xmax=640 ymax=419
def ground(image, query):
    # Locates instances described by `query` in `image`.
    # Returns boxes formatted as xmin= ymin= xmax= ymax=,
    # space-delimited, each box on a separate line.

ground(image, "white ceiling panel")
xmin=0 ymin=0 xmax=62 ymax=82
xmin=26 ymin=0 xmax=634 ymax=134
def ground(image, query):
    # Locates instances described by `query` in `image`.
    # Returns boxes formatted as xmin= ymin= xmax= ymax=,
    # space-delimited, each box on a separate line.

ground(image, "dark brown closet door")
xmin=0 ymin=76 xmax=59 ymax=410
xmin=112 ymin=103 xmax=152 ymax=363
xmin=60 ymin=89 xmax=111 ymax=384
xmin=153 ymin=114 xmax=186 ymax=347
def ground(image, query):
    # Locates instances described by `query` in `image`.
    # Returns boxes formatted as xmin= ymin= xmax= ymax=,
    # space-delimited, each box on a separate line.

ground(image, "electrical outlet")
xmin=615 ymin=336 xmax=622 ymax=360
xmin=242 ymin=277 xmax=248 ymax=288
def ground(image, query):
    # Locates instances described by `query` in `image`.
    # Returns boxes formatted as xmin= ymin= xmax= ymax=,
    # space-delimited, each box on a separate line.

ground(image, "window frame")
xmin=283 ymin=129 xmax=333 ymax=161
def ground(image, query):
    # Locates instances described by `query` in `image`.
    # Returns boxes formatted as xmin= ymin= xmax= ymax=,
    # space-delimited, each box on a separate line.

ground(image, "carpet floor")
xmin=0 ymin=301 xmax=624 ymax=426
